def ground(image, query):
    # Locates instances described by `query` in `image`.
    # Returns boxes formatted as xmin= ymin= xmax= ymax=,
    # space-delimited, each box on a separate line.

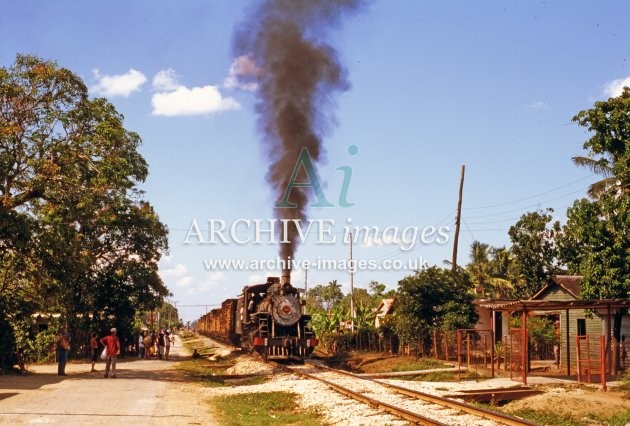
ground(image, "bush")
xmin=30 ymin=326 xmax=60 ymax=363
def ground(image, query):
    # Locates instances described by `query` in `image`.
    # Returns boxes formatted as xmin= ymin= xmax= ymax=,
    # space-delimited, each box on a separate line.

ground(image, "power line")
xmin=462 ymin=174 xmax=593 ymax=210
xmin=464 ymin=187 xmax=588 ymax=219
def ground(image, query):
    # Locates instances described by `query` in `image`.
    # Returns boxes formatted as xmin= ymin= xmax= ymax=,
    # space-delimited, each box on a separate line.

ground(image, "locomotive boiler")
xmin=197 ymin=275 xmax=317 ymax=361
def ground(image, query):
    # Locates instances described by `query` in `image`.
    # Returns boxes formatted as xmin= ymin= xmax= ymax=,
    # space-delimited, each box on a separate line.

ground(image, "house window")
xmin=577 ymin=319 xmax=586 ymax=336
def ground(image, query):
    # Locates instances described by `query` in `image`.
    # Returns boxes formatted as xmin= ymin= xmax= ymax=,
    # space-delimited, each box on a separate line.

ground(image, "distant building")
xmin=374 ymin=298 xmax=395 ymax=329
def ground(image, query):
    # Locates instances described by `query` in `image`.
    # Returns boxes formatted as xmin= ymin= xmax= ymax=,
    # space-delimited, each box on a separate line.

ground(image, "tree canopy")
xmin=0 ymin=55 xmax=169 ymax=369
xmin=508 ymin=209 xmax=562 ymax=297
xmin=571 ymin=87 xmax=630 ymax=198
xmin=559 ymin=87 xmax=630 ymax=341
xmin=394 ymin=267 xmax=477 ymax=348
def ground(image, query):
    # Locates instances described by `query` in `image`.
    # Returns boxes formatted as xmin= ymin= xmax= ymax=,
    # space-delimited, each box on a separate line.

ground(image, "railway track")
xmin=197 ymin=334 xmax=539 ymax=425
xmin=271 ymin=361 xmax=540 ymax=426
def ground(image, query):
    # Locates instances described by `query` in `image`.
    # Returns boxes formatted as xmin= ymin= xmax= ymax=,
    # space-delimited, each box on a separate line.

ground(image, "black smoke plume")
xmin=234 ymin=0 xmax=365 ymax=273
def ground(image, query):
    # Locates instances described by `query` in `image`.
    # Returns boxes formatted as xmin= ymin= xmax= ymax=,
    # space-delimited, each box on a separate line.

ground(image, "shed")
xmin=531 ymin=275 xmax=630 ymax=371
xmin=476 ymin=276 xmax=630 ymax=385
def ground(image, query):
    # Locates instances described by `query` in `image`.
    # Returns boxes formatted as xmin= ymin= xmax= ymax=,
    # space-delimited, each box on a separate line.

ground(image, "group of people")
xmin=54 ymin=327 xmax=176 ymax=377
xmin=138 ymin=329 xmax=173 ymax=360
xmin=57 ymin=327 xmax=121 ymax=378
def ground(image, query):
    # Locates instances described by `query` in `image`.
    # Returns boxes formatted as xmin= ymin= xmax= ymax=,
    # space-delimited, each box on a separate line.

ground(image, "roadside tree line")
xmin=0 ymin=55 xmax=170 ymax=370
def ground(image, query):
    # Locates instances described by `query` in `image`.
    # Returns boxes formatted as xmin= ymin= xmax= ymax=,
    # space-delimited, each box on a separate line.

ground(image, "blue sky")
xmin=2 ymin=1 xmax=629 ymax=322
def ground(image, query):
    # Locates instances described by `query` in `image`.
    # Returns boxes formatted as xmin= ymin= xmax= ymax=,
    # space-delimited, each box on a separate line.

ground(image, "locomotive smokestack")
xmin=281 ymin=270 xmax=291 ymax=286
xmin=233 ymin=0 xmax=365 ymax=268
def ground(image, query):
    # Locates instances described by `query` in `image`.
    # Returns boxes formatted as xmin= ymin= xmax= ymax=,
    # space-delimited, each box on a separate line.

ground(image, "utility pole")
xmin=350 ymin=232 xmax=355 ymax=332
xmin=452 ymin=165 xmax=465 ymax=270
xmin=304 ymin=269 xmax=308 ymax=314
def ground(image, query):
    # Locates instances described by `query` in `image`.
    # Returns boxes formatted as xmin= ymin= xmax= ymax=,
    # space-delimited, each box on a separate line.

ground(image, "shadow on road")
xmin=0 ymin=372 xmax=66 ymax=391
xmin=0 ymin=353 xmax=196 ymax=391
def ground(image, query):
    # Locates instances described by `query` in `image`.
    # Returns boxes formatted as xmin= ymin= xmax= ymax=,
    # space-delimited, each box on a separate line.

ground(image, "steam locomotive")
xmin=196 ymin=276 xmax=317 ymax=361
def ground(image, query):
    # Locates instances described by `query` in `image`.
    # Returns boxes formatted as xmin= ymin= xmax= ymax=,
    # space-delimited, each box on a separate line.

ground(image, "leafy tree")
xmin=560 ymin=88 xmax=630 ymax=345
xmin=352 ymin=302 xmax=376 ymax=331
xmin=339 ymin=287 xmax=371 ymax=315
xmin=465 ymin=242 xmax=516 ymax=298
xmin=309 ymin=305 xmax=348 ymax=352
xmin=487 ymin=247 xmax=518 ymax=298
xmin=467 ymin=241 xmax=491 ymax=295
xmin=368 ymin=279 xmax=395 ymax=303
xmin=394 ymin=267 xmax=477 ymax=349
xmin=0 ymin=55 xmax=168 ymax=367
xmin=306 ymin=280 xmax=343 ymax=313
xmin=559 ymin=193 xmax=629 ymax=340
xmin=508 ymin=209 xmax=562 ymax=297
xmin=571 ymin=87 xmax=630 ymax=198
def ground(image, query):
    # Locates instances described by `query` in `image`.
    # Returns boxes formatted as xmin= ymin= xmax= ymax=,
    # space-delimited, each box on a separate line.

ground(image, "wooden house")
xmin=530 ymin=275 xmax=630 ymax=370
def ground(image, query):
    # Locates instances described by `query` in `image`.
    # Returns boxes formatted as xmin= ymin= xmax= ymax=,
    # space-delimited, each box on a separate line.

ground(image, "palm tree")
xmin=466 ymin=243 xmax=517 ymax=298
xmin=467 ymin=241 xmax=490 ymax=295
xmin=572 ymin=156 xmax=618 ymax=198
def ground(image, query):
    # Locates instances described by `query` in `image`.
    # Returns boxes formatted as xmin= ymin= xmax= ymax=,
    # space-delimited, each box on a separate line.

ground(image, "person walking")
xmin=89 ymin=332 xmax=99 ymax=372
xmin=138 ymin=331 xmax=145 ymax=359
xmin=144 ymin=332 xmax=153 ymax=359
xmin=57 ymin=332 xmax=70 ymax=376
xmin=164 ymin=330 xmax=171 ymax=360
xmin=157 ymin=330 xmax=165 ymax=360
xmin=100 ymin=328 xmax=121 ymax=378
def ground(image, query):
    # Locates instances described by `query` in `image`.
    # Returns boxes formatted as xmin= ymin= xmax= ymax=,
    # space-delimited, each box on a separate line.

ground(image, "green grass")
xmin=491 ymin=407 xmax=630 ymax=426
xmin=416 ymin=371 xmax=456 ymax=381
xmin=232 ymin=376 xmax=269 ymax=386
xmin=179 ymin=330 xmax=196 ymax=339
xmin=587 ymin=408 xmax=630 ymax=426
xmin=394 ymin=369 xmax=484 ymax=382
xmin=176 ymin=359 xmax=227 ymax=387
xmin=390 ymin=358 xmax=448 ymax=372
xmin=179 ymin=334 xmax=225 ymax=358
xmin=211 ymin=392 xmax=322 ymax=426
xmin=507 ymin=409 xmax=582 ymax=426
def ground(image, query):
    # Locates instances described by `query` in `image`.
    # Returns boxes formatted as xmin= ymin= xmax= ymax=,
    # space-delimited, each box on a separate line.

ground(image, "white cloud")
xmin=247 ymin=273 xmax=268 ymax=283
xmin=177 ymin=276 xmax=194 ymax=288
xmin=187 ymin=271 xmax=226 ymax=295
xmin=363 ymin=233 xmax=398 ymax=248
xmin=91 ymin=68 xmax=147 ymax=97
xmin=151 ymin=84 xmax=240 ymax=116
xmin=526 ymin=101 xmax=549 ymax=110
xmin=152 ymin=68 xmax=180 ymax=91
xmin=603 ymin=76 xmax=630 ymax=98
xmin=159 ymin=263 xmax=188 ymax=279
xmin=223 ymin=55 xmax=261 ymax=91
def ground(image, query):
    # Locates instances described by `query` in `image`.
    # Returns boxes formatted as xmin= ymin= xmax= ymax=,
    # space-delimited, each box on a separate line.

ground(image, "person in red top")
xmin=100 ymin=328 xmax=121 ymax=378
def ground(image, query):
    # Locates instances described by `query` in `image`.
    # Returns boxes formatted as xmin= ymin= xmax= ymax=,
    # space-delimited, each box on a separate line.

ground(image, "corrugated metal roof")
xmin=475 ymin=298 xmax=630 ymax=311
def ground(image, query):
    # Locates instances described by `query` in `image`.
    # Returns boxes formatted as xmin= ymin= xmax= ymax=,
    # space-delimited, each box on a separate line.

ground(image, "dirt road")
xmin=0 ymin=336 xmax=216 ymax=425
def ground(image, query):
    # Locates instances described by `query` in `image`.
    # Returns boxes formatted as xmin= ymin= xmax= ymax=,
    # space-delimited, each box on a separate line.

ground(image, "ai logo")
xmin=275 ymin=145 xmax=358 ymax=209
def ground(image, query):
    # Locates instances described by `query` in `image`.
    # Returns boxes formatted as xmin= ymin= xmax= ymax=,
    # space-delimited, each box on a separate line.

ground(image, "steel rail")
xmin=270 ymin=362 xmax=448 ymax=426
xmin=312 ymin=364 xmax=540 ymax=426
